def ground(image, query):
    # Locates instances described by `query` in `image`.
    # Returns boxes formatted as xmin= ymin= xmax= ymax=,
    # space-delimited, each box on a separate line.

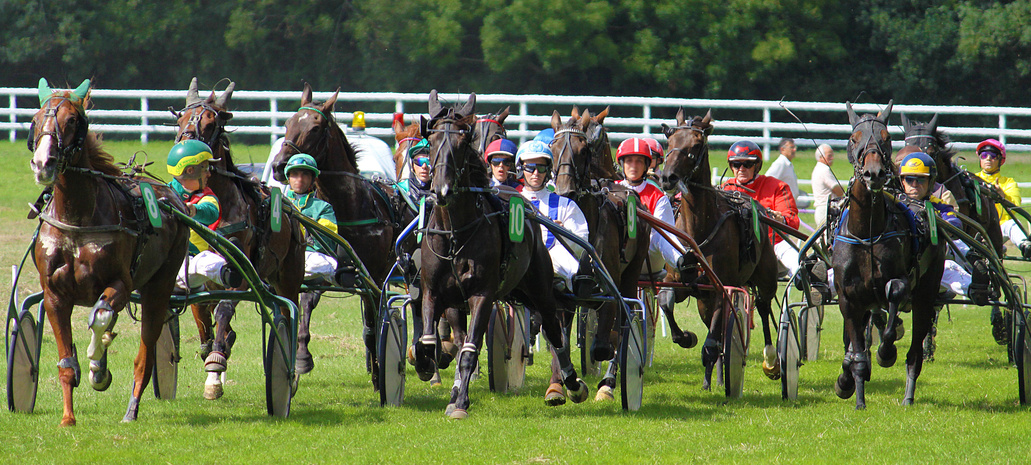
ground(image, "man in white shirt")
xmin=517 ymin=141 xmax=590 ymax=290
xmin=765 ymin=138 xmax=809 ymax=208
xmin=811 ymin=144 xmax=845 ymax=227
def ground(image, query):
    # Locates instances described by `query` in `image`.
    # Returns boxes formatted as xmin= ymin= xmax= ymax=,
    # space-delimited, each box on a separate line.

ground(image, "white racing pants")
xmin=176 ymin=250 xmax=227 ymax=290
xmin=304 ymin=250 xmax=338 ymax=283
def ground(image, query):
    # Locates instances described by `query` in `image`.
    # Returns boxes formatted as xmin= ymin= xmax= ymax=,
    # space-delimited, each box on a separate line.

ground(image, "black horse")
xmin=413 ymin=91 xmax=589 ymax=419
xmin=833 ymin=101 xmax=945 ymax=409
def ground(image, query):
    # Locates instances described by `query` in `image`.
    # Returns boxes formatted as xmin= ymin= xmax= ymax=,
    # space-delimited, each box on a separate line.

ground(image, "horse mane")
xmin=83 ymin=132 xmax=122 ymax=177
xmin=587 ymin=121 xmax=617 ymax=179
xmin=322 ymin=107 xmax=360 ymax=170
xmin=456 ymin=113 xmax=490 ymax=187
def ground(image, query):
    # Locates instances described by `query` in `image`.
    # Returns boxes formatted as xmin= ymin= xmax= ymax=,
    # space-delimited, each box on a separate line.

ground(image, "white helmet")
xmin=516 ymin=140 xmax=553 ymax=163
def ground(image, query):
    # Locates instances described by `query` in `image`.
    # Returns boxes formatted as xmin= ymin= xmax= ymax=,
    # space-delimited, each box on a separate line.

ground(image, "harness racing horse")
xmin=657 ymin=109 xmax=782 ymax=390
xmin=392 ymin=114 xmax=424 ymax=181
xmin=413 ymin=91 xmax=589 ymax=418
xmin=900 ymin=113 xmax=1004 ymax=257
xmin=28 ymin=79 xmax=189 ymax=425
xmin=271 ymin=83 xmax=407 ymax=388
xmin=392 ymin=106 xmax=508 ymax=181
xmin=174 ymin=78 xmax=306 ymax=398
xmin=471 ymin=106 xmax=510 ymax=156
xmin=549 ymin=106 xmax=650 ymax=397
xmin=833 ymin=101 xmax=945 ymax=409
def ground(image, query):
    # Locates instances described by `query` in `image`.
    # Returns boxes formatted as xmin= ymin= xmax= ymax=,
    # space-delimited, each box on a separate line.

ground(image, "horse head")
xmin=471 ymin=106 xmax=509 ymax=156
xmin=901 ymin=113 xmax=951 ymax=183
xmin=846 ymin=100 xmax=894 ymax=192
xmin=273 ymin=82 xmax=350 ymax=183
xmin=175 ymin=77 xmax=235 ymax=168
xmin=30 ymin=78 xmax=91 ymax=185
xmin=549 ymin=106 xmax=611 ymax=196
xmin=392 ymin=113 xmax=422 ymax=179
xmin=424 ymin=90 xmax=480 ymax=202
xmin=659 ymin=108 xmax=713 ymax=192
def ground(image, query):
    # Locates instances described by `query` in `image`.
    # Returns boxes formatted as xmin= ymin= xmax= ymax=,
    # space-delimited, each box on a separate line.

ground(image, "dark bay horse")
xmin=271 ymin=83 xmax=407 ymax=387
xmin=900 ymin=113 xmax=1004 ymax=257
xmin=174 ymin=78 xmax=305 ymax=397
xmin=413 ymin=91 xmax=588 ymax=418
xmin=471 ymin=106 xmax=510 ymax=156
xmin=833 ymin=101 xmax=944 ymax=409
xmin=29 ymin=79 xmax=189 ymax=425
xmin=549 ymin=106 xmax=650 ymax=396
xmin=657 ymin=109 xmax=781 ymax=390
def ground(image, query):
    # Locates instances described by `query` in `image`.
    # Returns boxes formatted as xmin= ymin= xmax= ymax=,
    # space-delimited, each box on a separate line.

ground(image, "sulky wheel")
xmin=619 ymin=312 xmax=646 ymax=411
xmin=487 ymin=305 xmax=510 ymax=393
xmin=799 ymin=305 xmax=823 ymax=361
xmin=378 ymin=307 xmax=406 ymax=406
xmin=264 ymin=317 xmax=293 ymax=418
xmin=641 ymin=287 xmax=658 ymax=367
xmin=723 ymin=307 xmax=746 ymax=399
xmin=1016 ymin=310 xmax=1031 ymax=405
xmin=7 ymin=311 xmax=40 ymax=413
xmin=578 ymin=307 xmax=602 ymax=377
xmin=152 ymin=312 xmax=180 ymax=400
xmin=778 ymin=306 xmax=800 ymax=401
xmin=507 ymin=305 xmax=528 ymax=391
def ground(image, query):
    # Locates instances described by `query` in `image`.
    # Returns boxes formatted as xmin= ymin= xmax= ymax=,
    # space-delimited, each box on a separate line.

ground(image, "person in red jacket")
xmin=721 ymin=140 xmax=800 ymax=276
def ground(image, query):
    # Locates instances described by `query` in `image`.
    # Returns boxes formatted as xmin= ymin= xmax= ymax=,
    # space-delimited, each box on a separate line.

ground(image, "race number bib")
xmin=140 ymin=182 xmax=162 ymax=228
xmin=509 ymin=196 xmax=525 ymax=243
xmin=270 ymin=187 xmax=282 ymax=232
xmin=627 ymin=196 xmax=638 ymax=240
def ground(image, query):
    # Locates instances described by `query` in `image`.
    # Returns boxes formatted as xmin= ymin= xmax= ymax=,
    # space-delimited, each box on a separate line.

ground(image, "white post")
xmin=643 ymin=104 xmax=652 ymax=135
xmin=762 ymin=107 xmax=771 ymax=160
xmin=395 ymin=99 xmax=404 ymax=114
xmin=269 ymin=98 xmax=278 ymax=145
xmin=999 ymin=114 xmax=1007 ymax=146
xmin=140 ymin=97 xmax=149 ymax=144
xmin=9 ymin=94 xmax=16 ymax=143
xmin=519 ymin=102 xmax=528 ymax=144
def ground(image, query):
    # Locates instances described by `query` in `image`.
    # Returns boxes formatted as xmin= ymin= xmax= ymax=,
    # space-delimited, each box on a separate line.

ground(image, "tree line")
xmin=3 ymin=0 xmax=1028 ymax=107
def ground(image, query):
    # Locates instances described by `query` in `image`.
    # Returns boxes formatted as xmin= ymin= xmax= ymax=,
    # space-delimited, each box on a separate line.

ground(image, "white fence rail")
xmin=5 ymin=87 xmax=1031 ymax=157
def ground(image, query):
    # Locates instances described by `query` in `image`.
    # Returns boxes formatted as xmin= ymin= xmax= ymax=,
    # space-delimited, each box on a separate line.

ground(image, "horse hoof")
xmin=407 ymin=345 xmax=417 ymax=366
xmin=835 ymin=374 xmax=855 ymax=399
xmin=294 ymin=354 xmax=314 ymax=375
xmin=855 ymin=403 xmax=867 ymax=410
xmin=762 ymin=359 xmax=782 ymax=381
xmin=88 ymin=366 xmax=112 ymax=392
xmin=205 ymin=351 xmax=228 ymax=373
xmin=592 ymin=344 xmax=614 ymax=364
xmin=673 ymin=331 xmax=698 ymax=349
xmin=437 ymin=351 xmax=455 ymax=370
xmin=902 ymin=398 xmax=914 ymax=406
xmin=444 ymin=403 xmax=456 ymax=417
xmin=60 ymin=418 xmax=76 ymax=427
xmin=448 ymin=408 xmax=469 ymax=420
xmin=595 ymin=385 xmax=615 ymax=402
xmin=877 ymin=345 xmax=897 ymax=368
xmin=568 ymin=379 xmax=589 ymax=404
xmin=416 ymin=369 xmax=434 ymax=382
xmin=545 ymin=383 xmax=566 ymax=406
xmin=204 ymin=384 xmax=224 ymax=400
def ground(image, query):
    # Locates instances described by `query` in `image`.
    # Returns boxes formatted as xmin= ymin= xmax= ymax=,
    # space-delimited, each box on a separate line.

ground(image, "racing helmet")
xmin=976 ymin=139 xmax=1007 ymax=165
xmin=284 ymin=153 xmax=321 ymax=177
xmin=899 ymin=151 xmax=936 ymax=180
xmin=407 ymin=138 xmax=431 ymax=161
xmin=167 ymin=139 xmax=217 ymax=177
xmin=484 ymin=138 xmax=517 ymax=164
xmin=516 ymin=140 xmax=553 ymax=163
xmin=616 ymin=138 xmax=653 ymax=163
xmin=727 ymin=140 xmax=763 ymax=172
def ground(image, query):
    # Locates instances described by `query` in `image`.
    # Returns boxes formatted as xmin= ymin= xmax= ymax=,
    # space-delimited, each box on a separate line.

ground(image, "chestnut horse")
xmin=28 ymin=78 xmax=189 ymax=425
xmin=833 ymin=101 xmax=944 ymax=408
xmin=900 ymin=113 xmax=1004 ymax=257
xmin=657 ymin=109 xmax=781 ymax=390
xmin=392 ymin=114 xmax=424 ymax=181
xmin=549 ymin=106 xmax=650 ymax=397
xmin=174 ymin=78 xmax=305 ymax=398
xmin=413 ymin=90 xmax=589 ymax=418
xmin=271 ymin=83 xmax=406 ymax=388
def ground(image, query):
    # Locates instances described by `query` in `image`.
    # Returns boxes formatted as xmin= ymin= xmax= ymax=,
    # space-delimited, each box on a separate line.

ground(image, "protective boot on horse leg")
xmin=877 ymin=279 xmax=908 ymax=368
xmin=87 ymin=289 xmax=126 ymax=392
xmin=295 ymin=290 xmax=322 ymax=374
xmin=203 ymin=299 xmax=236 ymax=400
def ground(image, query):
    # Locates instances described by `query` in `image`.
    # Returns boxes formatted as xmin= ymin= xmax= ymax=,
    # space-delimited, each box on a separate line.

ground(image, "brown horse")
xmin=471 ymin=107 xmax=510 ymax=156
xmin=271 ymin=83 xmax=406 ymax=388
xmin=900 ymin=113 xmax=1005 ymax=257
xmin=657 ymin=109 xmax=781 ymax=390
xmin=174 ymin=78 xmax=305 ymax=397
xmin=833 ymin=101 xmax=944 ymax=409
xmin=392 ymin=114 xmax=424 ymax=181
xmin=28 ymin=79 xmax=189 ymax=425
xmin=413 ymin=90 xmax=588 ymax=418
xmin=549 ymin=106 xmax=650 ymax=397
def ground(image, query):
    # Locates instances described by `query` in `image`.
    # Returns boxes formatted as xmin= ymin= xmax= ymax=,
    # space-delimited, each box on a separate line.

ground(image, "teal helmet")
xmin=167 ymin=139 xmax=217 ymax=176
xmin=407 ymin=139 xmax=430 ymax=160
xmin=284 ymin=153 xmax=321 ymax=177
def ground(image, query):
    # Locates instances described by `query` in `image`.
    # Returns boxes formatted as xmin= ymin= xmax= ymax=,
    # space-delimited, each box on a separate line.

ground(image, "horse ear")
xmin=595 ymin=106 xmax=609 ymax=125
xmin=661 ymin=123 xmax=674 ymax=138
xmin=676 ymin=107 xmax=686 ymax=125
xmin=497 ymin=106 xmax=510 ymax=123
xmin=428 ymin=89 xmax=442 ymax=118
xmin=900 ymin=113 xmax=911 ymax=133
xmin=551 ymin=110 xmax=562 ymax=131
xmin=571 ymin=106 xmax=580 ymax=121
xmin=323 ymin=87 xmax=339 ymax=114
xmin=878 ymin=99 xmax=893 ymax=123
xmin=846 ymin=101 xmax=859 ymax=126
xmin=187 ymin=77 xmax=201 ymax=105
xmin=215 ymin=81 xmax=235 ymax=108
xmin=702 ymin=109 xmax=714 ymax=135
xmin=927 ymin=113 xmax=939 ymax=133
xmin=204 ymin=90 xmax=216 ymax=104
xmin=301 ymin=82 xmax=313 ymax=106
xmin=219 ymin=111 xmax=234 ymax=122
xmin=420 ymin=115 xmax=429 ymax=139
xmin=393 ymin=114 xmax=407 ymax=137
xmin=458 ymin=92 xmax=476 ymax=118
xmin=37 ymin=78 xmax=52 ymax=105
xmin=580 ymin=109 xmax=592 ymax=128
xmin=72 ymin=79 xmax=90 ymax=103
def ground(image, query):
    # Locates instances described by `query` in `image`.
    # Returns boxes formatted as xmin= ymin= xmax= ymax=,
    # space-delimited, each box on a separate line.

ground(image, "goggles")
xmin=902 ymin=176 xmax=929 ymax=185
xmin=412 ymin=156 xmax=430 ymax=167
xmin=730 ymin=160 xmax=757 ymax=169
xmin=521 ymin=163 xmax=549 ymax=173
xmin=979 ymin=151 xmax=1000 ymax=160
xmin=490 ymin=157 xmax=514 ymax=167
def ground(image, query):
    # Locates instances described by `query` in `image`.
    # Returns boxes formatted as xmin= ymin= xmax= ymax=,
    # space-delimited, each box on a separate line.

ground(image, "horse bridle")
xmin=279 ymin=106 xmax=332 ymax=162
xmin=847 ymin=116 xmax=893 ymax=180
xmin=175 ymin=102 xmax=224 ymax=145
xmin=29 ymin=96 xmax=88 ymax=175
xmin=474 ymin=115 xmax=506 ymax=155
xmin=663 ymin=122 xmax=709 ymax=186
xmin=426 ymin=114 xmax=473 ymax=197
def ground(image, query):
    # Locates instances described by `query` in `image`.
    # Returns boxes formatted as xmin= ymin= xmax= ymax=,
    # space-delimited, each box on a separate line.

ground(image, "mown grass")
xmin=2 ymin=140 xmax=1031 ymax=464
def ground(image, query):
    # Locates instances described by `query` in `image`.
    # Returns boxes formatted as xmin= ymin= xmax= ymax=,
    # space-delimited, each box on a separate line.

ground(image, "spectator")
xmin=765 ymin=138 xmax=809 ymax=208
xmin=811 ymin=144 xmax=844 ymax=227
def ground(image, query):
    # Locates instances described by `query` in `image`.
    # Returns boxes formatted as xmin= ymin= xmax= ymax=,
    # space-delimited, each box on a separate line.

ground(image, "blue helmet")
xmin=533 ymin=128 xmax=555 ymax=145
xmin=516 ymin=140 xmax=553 ymax=163
xmin=900 ymin=151 xmax=936 ymax=180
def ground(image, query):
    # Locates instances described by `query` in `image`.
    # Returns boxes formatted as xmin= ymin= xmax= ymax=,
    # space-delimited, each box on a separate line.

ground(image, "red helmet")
xmin=727 ymin=140 xmax=763 ymax=172
xmin=617 ymin=138 xmax=653 ymax=163
xmin=976 ymin=139 xmax=1007 ymax=165
xmin=644 ymin=138 xmax=663 ymax=159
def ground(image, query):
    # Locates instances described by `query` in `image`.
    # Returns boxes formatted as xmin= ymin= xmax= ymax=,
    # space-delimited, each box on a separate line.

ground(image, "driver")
xmin=721 ymin=140 xmax=801 ymax=276
xmin=974 ymin=139 xmax=1031 ymax=258
xmin=167 ymin=140 xmax=241 ymax=290
xmin=485 ymin=138 xmax=521 ymax=190
xmin=282 ymin=154 xmax=339 ymax=284
xmin=517 ymin=140 xmax=589 ymax=291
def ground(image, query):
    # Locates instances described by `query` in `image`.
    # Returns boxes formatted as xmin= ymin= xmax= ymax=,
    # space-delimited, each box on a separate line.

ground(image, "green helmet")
xmin=407 ymin=138 xmax=430 ymax=160
xmin=284 ymin=153 xmax=321 ymax=177
xmin=167 ymin=140 xmax=216 ymax=176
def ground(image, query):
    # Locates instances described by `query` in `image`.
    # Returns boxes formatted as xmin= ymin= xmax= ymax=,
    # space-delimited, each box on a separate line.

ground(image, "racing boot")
xmin=217 ymin=263 xmax=243 ymax=289
xmin=991 ymin=307 xmax=1011 ymax=346
xmin=808 ymin=261 xmax=833 ymax=306
xmin=1020 ymin=240 xmax=1031 ymax=260
xmin=966 ymin=252 xmax=995 ymax=306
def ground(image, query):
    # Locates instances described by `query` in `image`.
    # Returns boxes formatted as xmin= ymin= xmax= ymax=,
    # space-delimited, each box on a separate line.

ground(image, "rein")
xmin=31 ymin=96 xmax=87 ymax=174
xmin=175 ymin=102 xmax=224 ymax=144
